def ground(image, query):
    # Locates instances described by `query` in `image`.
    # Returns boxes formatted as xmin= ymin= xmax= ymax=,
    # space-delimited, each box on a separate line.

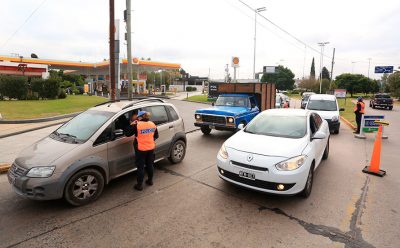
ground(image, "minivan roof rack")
xmin=122 ymin=97 xmax=165 ymax=110
xmin=95 ymin=100 xmax=120 ymax=107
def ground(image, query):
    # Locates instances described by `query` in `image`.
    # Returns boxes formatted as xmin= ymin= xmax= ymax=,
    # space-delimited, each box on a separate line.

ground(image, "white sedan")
xmin=217 ymin=109 xmax=330 ymax=197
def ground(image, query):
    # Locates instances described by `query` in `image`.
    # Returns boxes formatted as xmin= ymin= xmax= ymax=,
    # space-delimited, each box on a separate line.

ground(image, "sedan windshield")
xmin=307 ymin=100 xmax=337 ymax=111
xmin=215 ymin=96 xmax=249 ymax=107
xmin=52 ymin=110 xmax=114 ymax=143
xmin=245 ymin=115 xmax=307 ymax=138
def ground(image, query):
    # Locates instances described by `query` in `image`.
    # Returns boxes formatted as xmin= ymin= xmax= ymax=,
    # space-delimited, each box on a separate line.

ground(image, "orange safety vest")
xmin=354 ymin=101 xmax=365 ymax=114
xmin=136 ymin=121 xmax=157 ymax=151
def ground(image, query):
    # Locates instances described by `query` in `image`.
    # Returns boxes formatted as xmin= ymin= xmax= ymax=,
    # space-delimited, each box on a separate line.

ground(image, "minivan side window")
xmin=142 ymin=106 xmax=169 ymax=125
xmin=94 ymin=124 xmax=112 ymax=146
xmin=166 ymin=106 xmax=179 ymax=121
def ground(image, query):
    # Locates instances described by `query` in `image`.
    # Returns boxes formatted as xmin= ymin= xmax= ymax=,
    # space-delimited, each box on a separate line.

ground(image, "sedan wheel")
xmin=300 ymin=164 xmax=314 ymax=198
xmin=169 ymin=140 xmax=186 ymax=164
xmin=64 ymin=169 xmax=104 ymax=206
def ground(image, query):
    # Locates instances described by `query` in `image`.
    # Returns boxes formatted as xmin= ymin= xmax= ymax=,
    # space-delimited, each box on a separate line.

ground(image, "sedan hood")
xmin=15 ymin=136 xmax=80 ymax=169
xmin=225 ymin=130 xmax=308 ymax=158
xmin=196 ymin=106 xmax=248 ymax=116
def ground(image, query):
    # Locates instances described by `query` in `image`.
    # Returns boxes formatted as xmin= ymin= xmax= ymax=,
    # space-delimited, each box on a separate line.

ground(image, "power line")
xmin=1 ymin=0 xmax=48 ymax=50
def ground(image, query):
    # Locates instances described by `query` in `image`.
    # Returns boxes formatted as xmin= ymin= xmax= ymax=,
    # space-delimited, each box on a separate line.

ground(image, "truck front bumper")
xmin=194 ymin=122 xmax=236 ymax=131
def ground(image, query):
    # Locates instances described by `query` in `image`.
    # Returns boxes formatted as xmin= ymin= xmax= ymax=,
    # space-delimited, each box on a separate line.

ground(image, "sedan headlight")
xmin=227 ymin=117 xmax=235 ymax=123
xmin=331 ymin=116 xmax=339 ymax=122
xmin=218 ymin=144 xmax=229 ymax=159
xmin=195 ymin=114 xmax=201 ymax=120
xmin=275 ymin=155 xmax=307 ymax=171
xmin=26 ymin=166 xmax=55 ymax=178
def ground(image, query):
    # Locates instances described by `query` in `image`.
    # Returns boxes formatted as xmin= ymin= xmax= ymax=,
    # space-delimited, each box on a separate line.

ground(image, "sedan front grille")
xmin=201 ymin=115 xmax=226 ymax=125
xmin=10 ymin=163 xmax=28 ymax=177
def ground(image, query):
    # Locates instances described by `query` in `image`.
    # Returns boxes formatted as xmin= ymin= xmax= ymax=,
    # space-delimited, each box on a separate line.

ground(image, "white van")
xmin=305 ymin=94 xmax=344 ymax=134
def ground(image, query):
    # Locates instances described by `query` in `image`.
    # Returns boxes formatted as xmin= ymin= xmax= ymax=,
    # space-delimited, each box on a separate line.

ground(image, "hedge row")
xmin=186 ymin=86 xmax=197 ymax=92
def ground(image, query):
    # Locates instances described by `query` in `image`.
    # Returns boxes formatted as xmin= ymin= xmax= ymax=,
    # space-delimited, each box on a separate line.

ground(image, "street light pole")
xmin=318 ymin=41 xmax=329 ymax=94
xmin=367 ymin=58 xmax=372 ymax=79
xmin=125 ymin=0 xmax=133 ymax=100
xmin=109 ymin=0 xmax=116 ymax=101
xmin=253 ymin=7 xmax=266 ymax=80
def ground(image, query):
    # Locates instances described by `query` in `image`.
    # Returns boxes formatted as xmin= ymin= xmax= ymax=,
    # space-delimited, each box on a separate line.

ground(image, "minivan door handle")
xmin=169 ymin=125 xmax=173 ymax=129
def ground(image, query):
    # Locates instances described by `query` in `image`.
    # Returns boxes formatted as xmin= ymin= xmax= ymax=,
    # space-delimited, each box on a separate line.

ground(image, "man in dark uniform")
xmin=354 ymin=96 xmax=365 ymax=134
xmin=131 ymin=111 xmax=158 ymax=191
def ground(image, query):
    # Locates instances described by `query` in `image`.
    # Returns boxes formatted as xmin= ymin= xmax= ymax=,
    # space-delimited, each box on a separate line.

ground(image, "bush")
xmin=186 ymin=86 xmax=197 ymax=92
xmin=31 ymin=79 xmax=45 ymax=98
xmin=58 ymin=89 xmax=67 ymax=99
xmin=31 ymin=78 xmax=60 ymax=99
xmin=0 ymin=75 xmax=28 ymax=100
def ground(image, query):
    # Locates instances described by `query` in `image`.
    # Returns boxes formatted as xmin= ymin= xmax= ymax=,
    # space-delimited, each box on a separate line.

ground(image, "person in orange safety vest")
xmin=354 ymin=96 xmax=365 ymax=134
xmin=131 ymin=111 xmax=159 ymax=191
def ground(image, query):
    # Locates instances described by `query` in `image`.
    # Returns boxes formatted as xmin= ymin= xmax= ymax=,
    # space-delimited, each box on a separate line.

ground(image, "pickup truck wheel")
xmin=201 ymin=126 xmax=211 ymax=135
xmin=372 ymin=103 xmax=375 ymax=109
xmin=389 ymin=106 xmax=393 ymax=110
xmin=64 ymin=169 xmax=104 ymax=206
xmin=168 ymin=140 xmax=186 ymax=164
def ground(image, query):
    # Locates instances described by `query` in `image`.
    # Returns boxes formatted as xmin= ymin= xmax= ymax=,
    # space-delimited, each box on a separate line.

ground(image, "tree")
xmin=299 ymin=78 xmax=317 ymax=91
xmin=322 ymin=66 xmax=330 ymax=81
xmin=310 ymin=57 xmax=316 ymax=80
xmin=335 ymin=73 xmax=377 ymax=97
xmin=261 ymin=65 xmax=295 ymax=91
xmin=387 ymin=71 xmax=400 ymax=98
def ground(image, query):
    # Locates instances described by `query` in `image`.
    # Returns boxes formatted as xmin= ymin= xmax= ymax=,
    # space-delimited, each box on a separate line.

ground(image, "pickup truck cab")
xmin=194 ymin=94 xmax=259 ymax=135
xmin=370 ymin=93 xmax=393 ymax=110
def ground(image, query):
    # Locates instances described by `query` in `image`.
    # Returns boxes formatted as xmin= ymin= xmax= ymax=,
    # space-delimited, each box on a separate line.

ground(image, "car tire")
xmin=300 ymin=163 xmax=315 ymax=198
xmin=168 ymin=140 xmax=186 ymax=164
xmin=333 ymin=129 xmax=339 ymax=134
xmin=389 ymin=106 xmax=393 ymax=110
xmin=322 ymin=139 xmax=329 ymax=160
xmin=372 ymin=104 xmax=375 ymax=109
xmin=201 ymin=126 xmax=211 ymax=135
xmin=64 ymin=169 xmax=105 ymax=206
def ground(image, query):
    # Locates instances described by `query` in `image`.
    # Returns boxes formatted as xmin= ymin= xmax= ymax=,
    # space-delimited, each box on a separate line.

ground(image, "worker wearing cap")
xmin=131 ymin=111 xmax=159 ymax=191
xmin=354 ymin=96 xmax=365 ymax=134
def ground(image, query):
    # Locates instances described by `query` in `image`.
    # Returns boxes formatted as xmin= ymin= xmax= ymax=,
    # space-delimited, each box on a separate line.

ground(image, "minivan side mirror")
xmin=113 ymin=129 xmax=124 ymax=140
xmin=339 ymin=108 xmax=345 ymax=111
xmin=238 ymin=123 xmax=245 ymax=130
xmin=312 ymin=130 xmax=326 ymax=140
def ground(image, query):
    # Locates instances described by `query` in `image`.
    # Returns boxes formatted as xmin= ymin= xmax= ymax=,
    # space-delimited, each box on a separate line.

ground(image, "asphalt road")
xmin=0 ymin=99 xmax=399 ymax=248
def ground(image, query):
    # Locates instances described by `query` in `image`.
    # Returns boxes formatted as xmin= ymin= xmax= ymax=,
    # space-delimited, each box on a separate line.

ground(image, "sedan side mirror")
xmin=312 ymin=130 xmax=326 ymax=140
xmin=339 ymin=108 xmax=345 ymax=111
xmin=238 ymin=123 xmax=245 ymax=130
xmin=112 ymin=129 xmax=124 ymax=140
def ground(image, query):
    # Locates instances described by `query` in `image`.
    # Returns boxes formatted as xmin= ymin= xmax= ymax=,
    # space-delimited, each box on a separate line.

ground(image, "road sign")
xmin=263 ymin=66 xmax=276 ymax=74
xmin=356 ymin=114 xmax=388 ymax=139
xmin=231 ymin=57 xmax=240 ymax=68
xmin=374 ymin=66 xmax=393 ymax=73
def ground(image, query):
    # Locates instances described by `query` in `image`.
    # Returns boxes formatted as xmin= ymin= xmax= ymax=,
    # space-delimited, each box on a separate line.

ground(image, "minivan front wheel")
xmin=169 ymin=140 xmax=186 ymax=164
xmin=64 ymin=169 xmax=105 ymax=206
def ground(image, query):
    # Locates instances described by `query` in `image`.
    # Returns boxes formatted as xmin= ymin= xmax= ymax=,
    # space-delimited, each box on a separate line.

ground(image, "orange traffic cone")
xmin=362 ymin=125 xmax=386 ymax=177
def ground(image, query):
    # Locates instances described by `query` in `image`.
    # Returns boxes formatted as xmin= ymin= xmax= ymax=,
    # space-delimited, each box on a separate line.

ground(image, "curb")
xmin=180 ymin=99 xmax=213 ymax=105
xmin=0 ymin=120 xmax=68 ymax=139
xmin=0 ymin=163 xmax=11 ymax=174
xmin=0 ymin=112 xmax=80 ymax=124
xmin=340 ymin=116 xmax=356 ymax=130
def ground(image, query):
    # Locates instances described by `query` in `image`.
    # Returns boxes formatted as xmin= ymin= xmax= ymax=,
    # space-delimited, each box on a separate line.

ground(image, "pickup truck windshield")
xmin=376 ymin=95 xmax=391 ymax=98
xmin=215 ymin=96 xmax=249 ymax=107
xmin=307 ymin=100 xmax=337 ymax=111
xmin=51 ymin=110 xmax=114 ymax=143
xmin=245 ymin=115 xmax=307 ymax=138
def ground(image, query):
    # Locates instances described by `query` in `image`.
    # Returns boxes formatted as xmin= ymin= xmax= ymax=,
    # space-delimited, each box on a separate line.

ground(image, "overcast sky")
xmin=0 ymin=0 xmax=399 ymax=80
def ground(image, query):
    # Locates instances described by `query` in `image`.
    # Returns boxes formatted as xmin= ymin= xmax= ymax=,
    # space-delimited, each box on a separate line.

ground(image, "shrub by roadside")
xmin=0 ymin=75 xmax=28 ymax=100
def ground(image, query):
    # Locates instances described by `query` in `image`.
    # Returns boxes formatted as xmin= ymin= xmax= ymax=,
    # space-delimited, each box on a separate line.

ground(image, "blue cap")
xmin=137 ymin=111 xmax=147 ymax=117
xmin=357 ymin=96 xmax=363 ymax=101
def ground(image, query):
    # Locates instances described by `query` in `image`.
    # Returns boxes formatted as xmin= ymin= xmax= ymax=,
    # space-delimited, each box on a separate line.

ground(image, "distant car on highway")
xmin=217 ymin=109 xmax=330 ymax=198
xmin=301 ymin=92 xmax=315 ymax=109
xmin=305 ymin=94 xmax=343 ymax=134
xmin=7 ymin=98 xmax=187 ymax=206
xmin=370 ymin=93 xmax=393 ymax=110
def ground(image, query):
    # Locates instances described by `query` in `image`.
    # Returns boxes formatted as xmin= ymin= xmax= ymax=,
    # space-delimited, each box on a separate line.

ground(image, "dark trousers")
xmin=136 ymin=149 xmax=154 ymax=184
xmin=355 ymin=113 xmax=362 ymax=133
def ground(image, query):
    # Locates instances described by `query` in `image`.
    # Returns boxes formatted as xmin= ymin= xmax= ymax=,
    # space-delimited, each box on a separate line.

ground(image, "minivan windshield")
xmin=307 ymin=99 xmax=337 ymax=111
xmin=245 ymin=114 xmax=307 ymax=138
xmin=215 ymin=96 xmax=249 ymax=107
xmin=52 ymin=110 xmax=114 ymax=143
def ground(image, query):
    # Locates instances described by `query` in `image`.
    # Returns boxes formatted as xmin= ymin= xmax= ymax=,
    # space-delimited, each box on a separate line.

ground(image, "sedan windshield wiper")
xmin=59 ymin=133 xmax=77 ymax=138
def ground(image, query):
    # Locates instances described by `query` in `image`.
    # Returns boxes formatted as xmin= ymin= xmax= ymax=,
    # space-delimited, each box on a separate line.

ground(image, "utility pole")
xmin=367 ymin=58 xmax=372 ymax=79
xmin=253 ymin=7 xmax=266 ymax=79
xmin=318 ymin=41 xmax=329 ymax=94
xmin=109 ymin=0 xmax=116 ymax=101
xmin=125 ymin=0 xmax=133 ymax=99
xmin=330 ymin=48 xmax=335 ymax=88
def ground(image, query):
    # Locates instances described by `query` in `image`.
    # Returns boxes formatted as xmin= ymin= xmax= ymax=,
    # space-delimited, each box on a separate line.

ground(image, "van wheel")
xmin=389 ymin=106 xmax=393 ymax=110
xmin=64 ymin=169 xmax=104 ymax=206
xmin=201 ymin=126 xmax=211 ymax=135
xmin=300 ymin=163 xmax=314 ymax=198
xmin=322 ymin=139 xmax=329 ymax=160
xmin=168 ymin=140 xmax=186 ymax=164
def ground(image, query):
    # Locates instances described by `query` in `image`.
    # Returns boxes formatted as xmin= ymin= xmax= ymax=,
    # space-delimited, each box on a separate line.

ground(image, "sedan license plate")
xmin=239 ymin=170 xmax=255 ymax=180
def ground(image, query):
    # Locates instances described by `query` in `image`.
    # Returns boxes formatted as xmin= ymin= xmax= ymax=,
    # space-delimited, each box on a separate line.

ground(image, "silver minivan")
xmin=7 ymin=98 xmax=187 ymax=206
